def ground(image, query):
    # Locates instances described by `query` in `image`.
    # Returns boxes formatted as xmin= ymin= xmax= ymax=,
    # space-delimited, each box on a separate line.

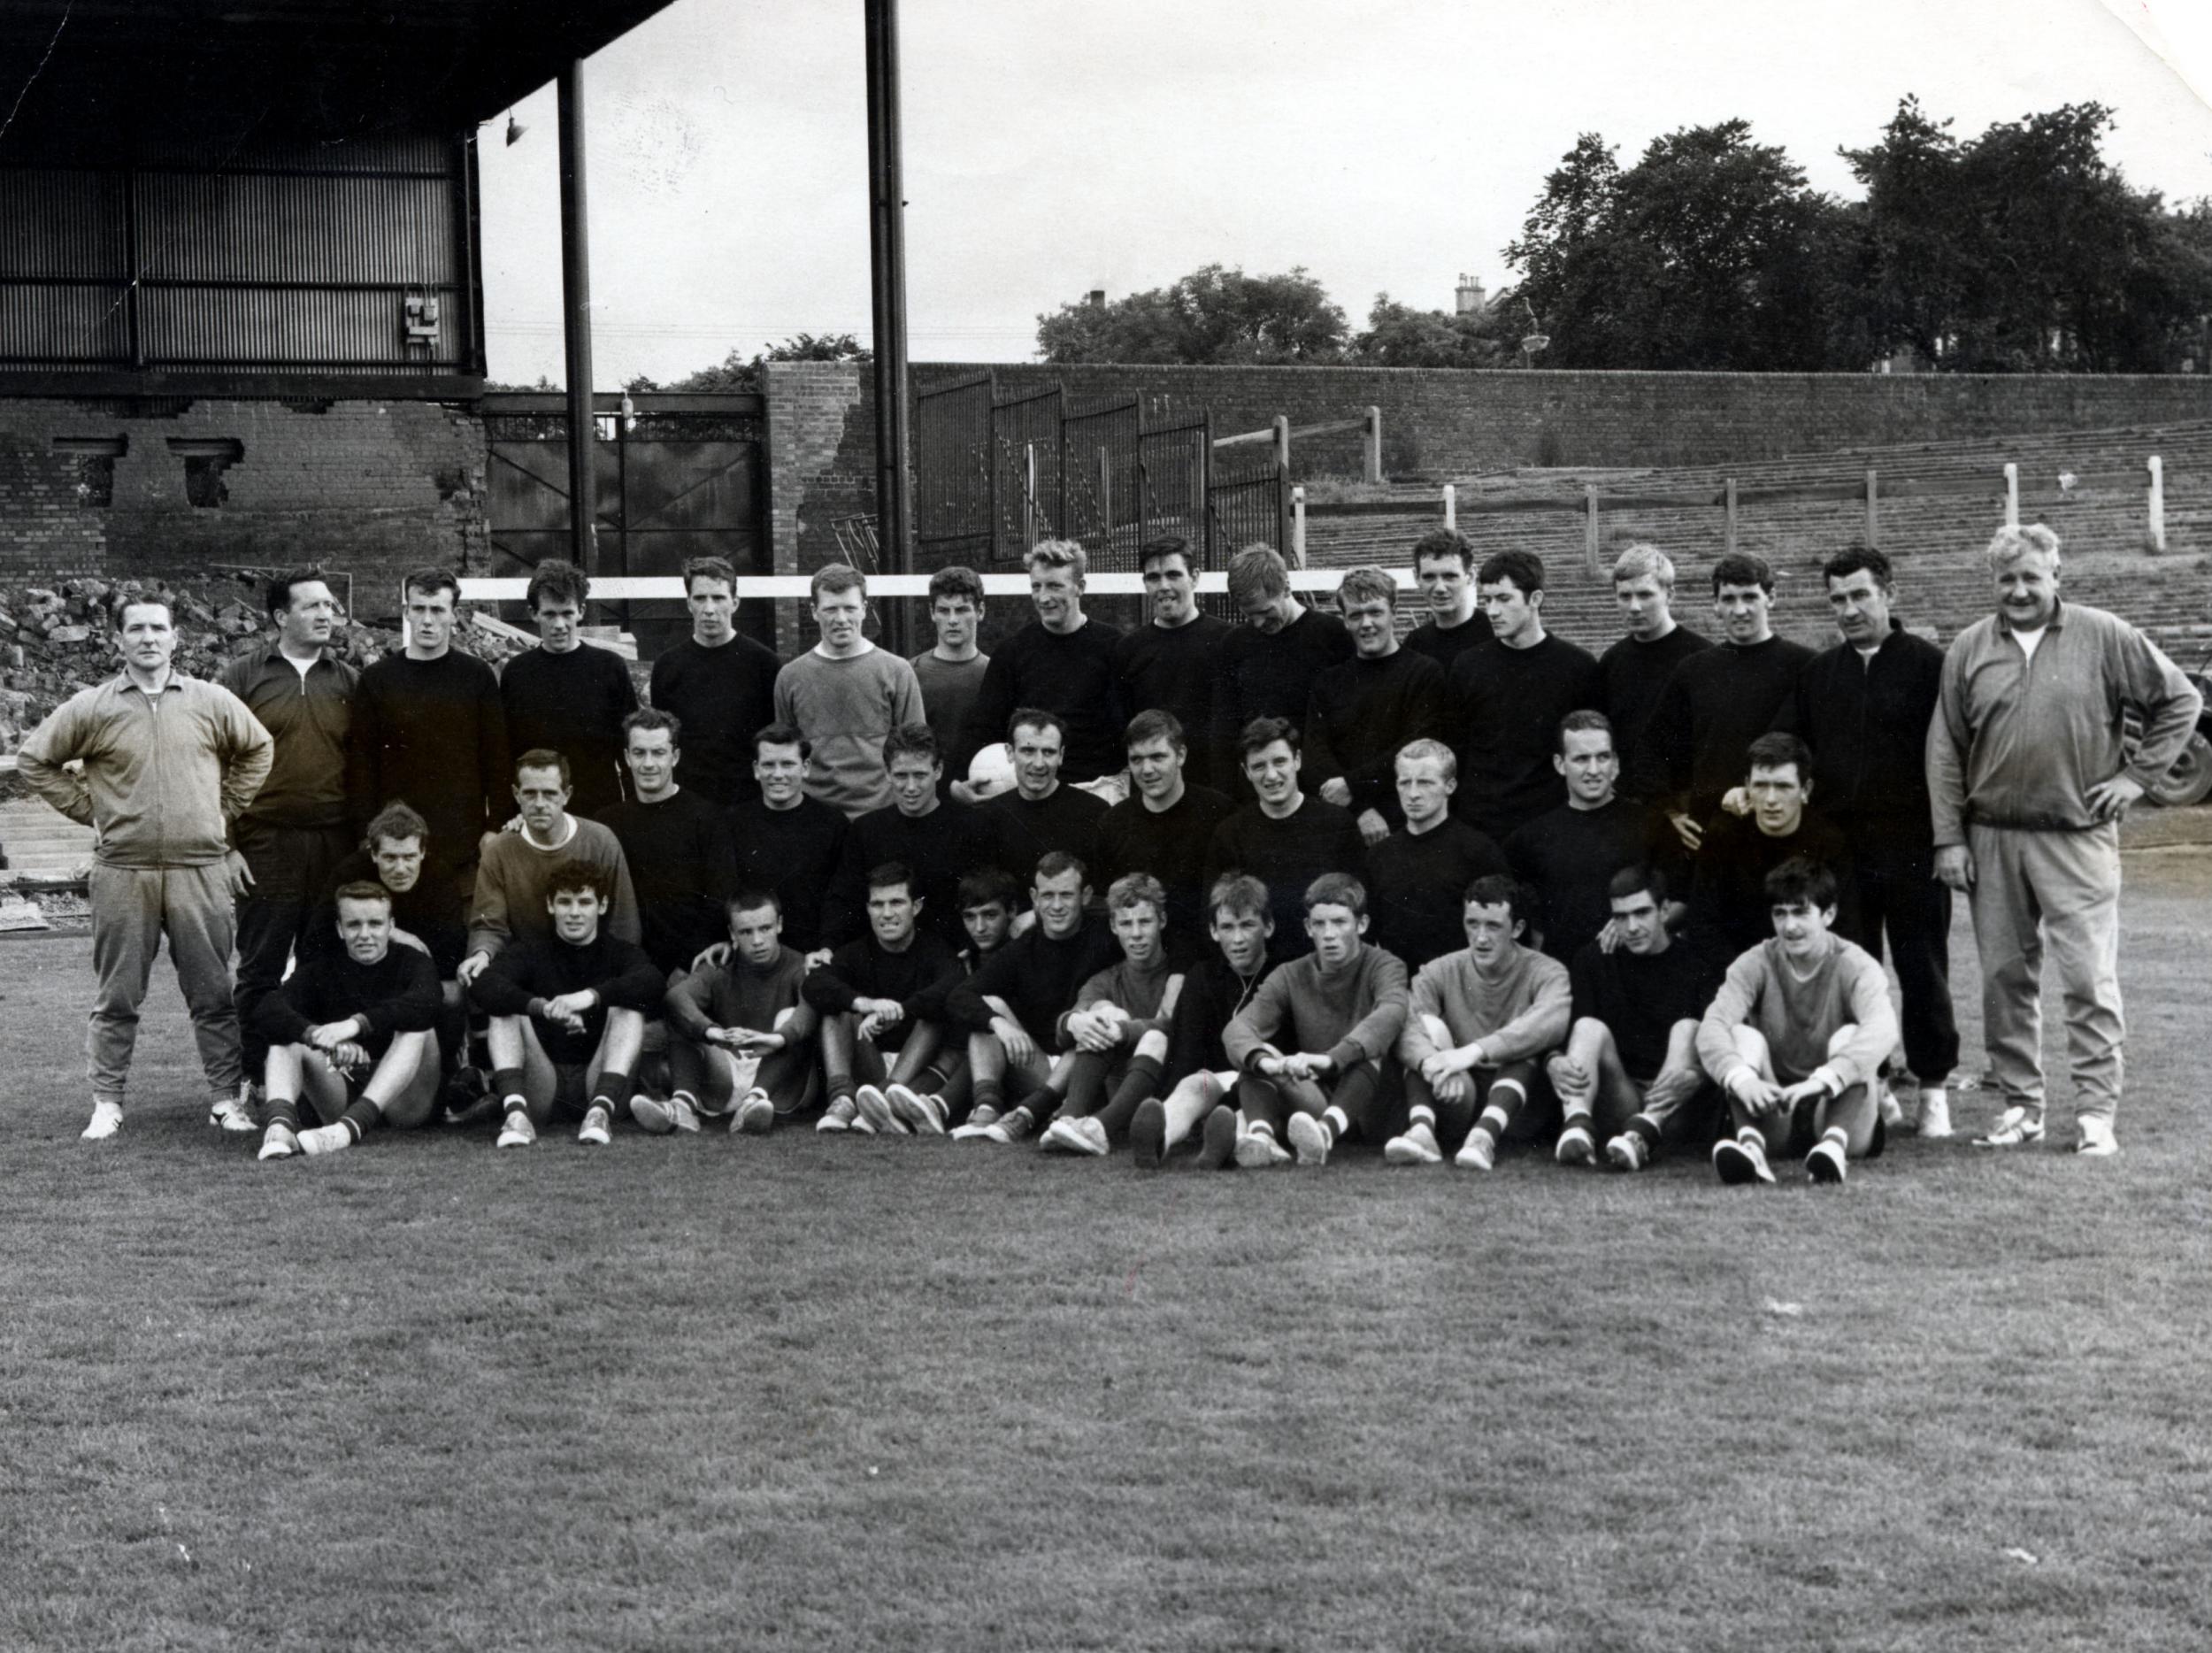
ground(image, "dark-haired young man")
xmin=222 ymin=568 xmax=357 ymax=1086
xmin=827 ymin=724 xmax=1002 ymax=953
xmin=1504 ymin=711 xmax=1672 ymax=966
xmin=1133 ymin=873 xmax=1278 ymax=1169
xmin=1304 ymin=565 xmax=1447 ymax=842
xmin=499 ymin=557 xmax=638 ymax=820
xmin=595 ymin=708 xmax=736 ymax=978
xmin=728 ymin=723 xmax=847 ymax=956
xmin=1094 ymin=709 xmax=1238 ymax=948
xmin=1363 ymin=740 xmax=1508 ymax=971
xmin=1387 ymin=874 xmax=1570 ymax=1171
xmin=1635 ymin=551 xmax=1814 ymax=852
xmin=803 ymin=862 xmax=964 ymax=1135
xmin=253 ymin=881 xmax=442 ymax=1160
xmin=1402 ymin=528 xmax=1494 ymax=672
xmin=1222 ymin=873 xmax=1408 ymax=1167
xmin=659 ymin=888 xmax=819 ymax=1133
xmin=474 ymin=861 xmax=663 ymax=1148
xmin=870 ymin=867 xmax=1018 ymax=1133
xmin=1112 ymin=536 xmax=1233 ymax=788
xmin=1698 ymin=857 xmax=1897 ymax=1186
xmin=981 ymin=708 xmax=1110 ymax=878
xmin=1211 ymin=543 xmax=1355 ymax=780
xmin=459 ymin=750 xmax=641 ymax=988
xmin=1205 ymin=718 xmax=1366 ymax=954
xmin=909 ymin=565 xmax=990 ymax=761
xmin=953 ymin=542 xmax=1124 ymax=787
xmin=647 ymin=556 xmax=782 ymax=808
xmin=1689 ymin=732 xmax=1856 ymax=964
xmin=1447 ymin=550 xmax=1602 ymax=842
xmin=1037 ymin=873 xmax=1186 ymax=1156
xmin=347 ymin=565 xmax=509 ymax=903
xmin=1597 ymin=543 xmax=1710 ymax=800
xmin=1548 ymin=866 xmax=1720 ymax=1172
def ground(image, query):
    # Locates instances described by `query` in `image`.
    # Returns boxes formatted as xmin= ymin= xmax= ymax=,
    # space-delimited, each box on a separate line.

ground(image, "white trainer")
xmin=1973 ymin=1106 xmax=2044 ymax=1149
xmin=577 ymin=1105 xmax=612 ymax=1146
xmin=299 ymin=1123 xmax=353 ymax=1157
xmin=257 ymin=1121 xmax=298 ymax=1161
xmin=1383 ymin=1121 xmax=1442 ymax=1165
xmin=495 ymin=1109 xmax=536 ymax=1148
xmin=209 ymin=1093 xmax=258 ymax=1134
xmin=81 ymin=1100 xmax=123 ymax=1141
xmin=1455 ymin=1128 xmax=1497 ymax=1172
xmin=1915 ymin=1087 xmax=1954 ymax=1140
xmin=1286 ymin=1112 xmax=1331 ymax=1165
xmin=2076 ymin=1116 xmax=2120 ymax=1157
xmin=854 ymin=1084 xmax=898 ymax=1134
xmin=732 ymin=1089 xmax=775 ymax=1134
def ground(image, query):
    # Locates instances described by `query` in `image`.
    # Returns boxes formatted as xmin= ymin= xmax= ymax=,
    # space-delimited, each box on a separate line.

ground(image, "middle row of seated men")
xmin=252 ymin=703 xmax=1900 ymax=1187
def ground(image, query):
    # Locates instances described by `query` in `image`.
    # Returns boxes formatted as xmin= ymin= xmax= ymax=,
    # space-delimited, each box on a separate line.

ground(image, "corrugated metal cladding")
xmin=0 ymin=136 xmax=476 ymax=376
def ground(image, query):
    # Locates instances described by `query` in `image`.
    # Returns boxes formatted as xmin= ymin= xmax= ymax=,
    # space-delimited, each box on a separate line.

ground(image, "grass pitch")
xmin=4 ymin=854 xmax=2210 ymax=1652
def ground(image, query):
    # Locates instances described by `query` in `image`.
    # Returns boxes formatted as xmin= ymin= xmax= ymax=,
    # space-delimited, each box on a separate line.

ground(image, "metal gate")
xmin=1059 ymin=396 xmax=1141 ymax=566
xmin=480 ymin=391 xmax=768 ymax=658
xmin=1209 ymin=458 xmax=1290 ymax=566
xmin=914 ymin=373 xmax=995 ymax=566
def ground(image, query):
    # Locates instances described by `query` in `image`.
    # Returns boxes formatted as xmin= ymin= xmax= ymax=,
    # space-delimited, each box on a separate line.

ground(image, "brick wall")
xmin=0 ymin=398 xmax=488 ymax=618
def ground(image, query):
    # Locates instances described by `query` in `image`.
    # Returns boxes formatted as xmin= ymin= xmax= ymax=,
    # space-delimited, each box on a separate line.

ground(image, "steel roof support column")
xmin=558 ymin=58 xmax=598 ymax=569
xmin=864 ymin=0 xmax=914 ymax=645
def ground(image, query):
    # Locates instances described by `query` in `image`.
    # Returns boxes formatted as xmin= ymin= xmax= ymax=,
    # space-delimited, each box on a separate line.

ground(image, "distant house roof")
xmin=0 ymin=1 xmax=679 ymax=161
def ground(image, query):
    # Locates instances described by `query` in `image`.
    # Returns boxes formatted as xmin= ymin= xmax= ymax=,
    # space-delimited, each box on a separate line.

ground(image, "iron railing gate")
xmin=914 ymin=372 xmax=995 ymax=566
xmin=991 ymin=383 xmax=1064 ymax=559
xmin=1059 ymin=396 xmax=1142 ymax=566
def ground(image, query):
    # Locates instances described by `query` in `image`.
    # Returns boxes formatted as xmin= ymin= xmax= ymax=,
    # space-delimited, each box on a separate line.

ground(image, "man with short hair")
xmin=252 ymin=881 xmax=442 ymax=1160
xmin=1447 ymin=550 xmax=1602 ymax=841
xmin=1222 ymin=873 xmax=1409 ymax=1168
xmin=728 ymin=722 xmax=848 ymax=957
xmin=1131 ymin=873 xmax=1278 ymax=1170
xmin=1778 ymin=545 xmax=1956 ymax=1134
xmin=1205 ymin=717 xmax=1367 ymax=953
xmin=875 ymin=868 xmax=1018 ymax=1131
xmin=222 ymin=568 xmax=357 ymax=1087
xmin=1304 ymin=565 xmax=1447 ymax=843
xmin=499 ymin=558 xmax=638 ymax=820
xmin=595 ymin=708 xmax=737 ymax=978
xmin=1094 ymin=709 xmax=1238 ymax=948
xmin=647 ymin=556 xmax=782 ymax=808
xmin=1698 ymin=857 xmax=1898 ymax=1187
xmin=347 ymin=565 xmax=510 ymax=903
xmin=1364 ymin=740 xmax=1508 ymax=971
xmin=1689 ymin=732 xmax=1856 ymax=963
xmin=773 ymin=563 xmax=925 ymax=817
xmin=1035 ymin=873 xmax=1187 ymax=1157
xmin=981 ymin=707 xmax=1110 ymax=878
xmin=1548 ymin=865 xmax=1721 ymax=1172
xmin=827 ymin=725 xmax=1003 ymax=952
xmin=1211 ymin=543 xmax=1355 ymax=777
xmin=954 ymin=541 xmax=1124 ymax=787
xmin=801 ymin=862 xmax=964 ymax=1134
xmin=1388 ymin=874 xmax=1571 ymax=1171
xmin=909 ymin=565 xmax=990 ymax=760
xmin=21 ymin=596 xmax=273 ymax=1139
xmin=1402 ymin=528 xmax=1494 ymax=672
xmin=1930 ymin=522 xmax=2200 ymax=1157
xmin=662 ymin=888 xmax=820 ymax=1133
xmin=1636 ymin=551 xmax=1815 ymax=851
xmin=1504 ymin=711 xmax=1673 ymax=966
xmin=945 ymin=852 xmax=1119 ymax=1144
xmin=459 ymin=750 xmax=641 ymax=987
xmin=1598 ymin=543 xmax=1711 ymax=799
xmin=1112 ymin=536 xmax=1234 ymax=788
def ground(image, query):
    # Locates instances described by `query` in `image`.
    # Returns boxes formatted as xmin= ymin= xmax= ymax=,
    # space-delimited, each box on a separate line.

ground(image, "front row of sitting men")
xmin=255 ymin=838 xmax=1894 ymax=1188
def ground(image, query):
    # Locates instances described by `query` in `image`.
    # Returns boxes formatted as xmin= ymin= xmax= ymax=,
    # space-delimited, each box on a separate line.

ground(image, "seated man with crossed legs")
xmin=804 ymin=862 xmax=964 ymax=1136
xmin=1037 ymin=873 xmax=1185 ymax=1157
xmin=1130 ymin=873 xmax=1278 ymax=1171
xmin=662 ymin=888 xmax=821 ymax=1134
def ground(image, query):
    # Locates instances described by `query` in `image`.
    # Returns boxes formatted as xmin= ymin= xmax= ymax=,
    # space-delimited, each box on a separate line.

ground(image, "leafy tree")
xmin=1349 ymin=292 xmax=1519 ymax=367
xmin=1036 ymin=265 xmax=1347 ymax=364
xmin=628 ymin=333 xmax=873 ymax=395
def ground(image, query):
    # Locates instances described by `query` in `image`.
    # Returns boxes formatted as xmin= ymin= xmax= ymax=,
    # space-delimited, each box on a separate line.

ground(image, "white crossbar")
xmin=450 ymin=569 xmax=1397 ymax=603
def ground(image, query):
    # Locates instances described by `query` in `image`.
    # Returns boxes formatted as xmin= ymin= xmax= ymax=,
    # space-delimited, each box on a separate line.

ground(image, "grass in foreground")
xmin=4 ymin=855 xmax=2210 ymax=1652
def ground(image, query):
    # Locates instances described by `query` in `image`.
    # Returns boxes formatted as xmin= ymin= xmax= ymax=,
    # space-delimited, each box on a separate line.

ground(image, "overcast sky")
xmin=477 ymin=0 xmax=2212 ymax=387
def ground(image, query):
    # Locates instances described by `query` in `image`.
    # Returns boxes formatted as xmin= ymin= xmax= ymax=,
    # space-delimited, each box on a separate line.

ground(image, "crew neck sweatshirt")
xmin=1447 ymin=634 xmax=1603 ymax=840
xmin=1304 ymin=649 xmax=1447 ymax=823
xmin=500 ymin=642 xmax=639 ymax=820
xmin=647 ymin=632 xmax=782 ymax=808
xmin=1597 ymin=626 xmax=1712 ymax=801
xmin=1112 ymin=614 xmax=1234 ymax=787
xmin=773 ymin=644 xmax=926 ymax=818
xmin=1635 ymin=634 xmax=1816 ymax=820
xmin=953 ymin=619 xmax=1125 ymax=782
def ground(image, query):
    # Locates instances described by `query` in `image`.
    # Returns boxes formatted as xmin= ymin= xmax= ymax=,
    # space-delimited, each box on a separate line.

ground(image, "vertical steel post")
xmin=2003 ymin=462 xmax=2020 ymax=530
xmin=557 ymin=61 xmax=597 ymax=570
xmin=865 ymin=0 xmax=915 ymax=646
xmin=1584 ymin=484 xmax=1601 ymax=575
xmin=1363 ymin=406 xmax=1383 ymax=484
xmin=1443 ymin=483 xmax=1455 ymax=531
xmin=1863 ymin=468 xmax=1878 ymax=550
xmin=1272 ymin=414 xmax=1291 ymax=474
xmin=2148 ymin=455 xmax=2167 ymax=552
xmin=1724 ymin=478 xmax=1738 ymax=557
xmin=1292 ymin=486 xmax=1306 ymax=566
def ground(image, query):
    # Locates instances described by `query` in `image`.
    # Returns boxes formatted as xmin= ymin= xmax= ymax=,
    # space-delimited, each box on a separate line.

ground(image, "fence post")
xmin=2003 ymin=462 xmax=2019 ymax=530
xmin=1272 ymin=414 xmax=1291 ymax=475
xmin=1097 ymin=446 xmax=1111 ymax=545
xmin=1443 ymin=483 xmax=1456 ymax=531
xmin=1363 ymin=406 xmax=1383 ymax=484
xmin=1724 ymin=478 xmax=1738 ymax=557
xmin=1292 ymin=485 xmax=1307 ymax=567
xmin=1584 ymin=484 xmax=1600 ymax=576
xmin=1025 ymin=442 xmax=1039 ymax=548
xmin=2148 ymin=455 xmax=2166 ymax=552
xmin=1863 ymin=468 xmax=1878 ymax=550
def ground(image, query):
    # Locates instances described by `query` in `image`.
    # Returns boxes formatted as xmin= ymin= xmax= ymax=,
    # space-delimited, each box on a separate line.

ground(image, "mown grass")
xmin=3 ymin=854 xmax=2209 ymax=1651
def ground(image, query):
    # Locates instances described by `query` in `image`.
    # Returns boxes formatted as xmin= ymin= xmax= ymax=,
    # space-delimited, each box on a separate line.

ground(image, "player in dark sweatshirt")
xmin=1094 ymin=709 xmax=1238 ymax=952
xmin=1503 ymin=711 xmax=1676 ymax=966
xmin=1205 ymin=717 xmax=1367 ymax=955
xmin=658 ymin=887 xmax=819 ymax=1133
xmin=1364 ymin=739 xmax=1509 ymax=970
xmin=1111 ymin=536 xmax=1234 ymax=788
xmin=499 ymin=559 xmax=639 ymax=820
xmin=1036 ymin=873 xmax=1187 ymax=1157
xmin=1597 ymin=543 xmax=1712 ymax=802
xmin=979 ymin=708 xmax=1110 ymax=878
xmin=803 ymin=859 xmax=964 ymax=1136
xmin=1402 ymin=528 xmax=1494 ymax=673
xmin=1130 ymin=873 xmax=1279 ymax=1171
xmin=596 ymin=707 xmax=738 ymax=977
xmin=252 ymin=880 xmax=443 ymax=1162
xmin=951 ymin=542 xmax=1124 ymax=785
xmin=474 ymin=860 xmax=664 ymax=1149
xmin=1687 ymin=733 xmax=1859 ymax=962
xmin=826 ymin=724 xmax=1012 ymax=952
xmin=1302 ymin=565 xmax=1448 ymax=838
xmin=1211 ymin=544 xmax=1355 ymax=787
xmin=647 ymin=557 xmax=783 ymax=808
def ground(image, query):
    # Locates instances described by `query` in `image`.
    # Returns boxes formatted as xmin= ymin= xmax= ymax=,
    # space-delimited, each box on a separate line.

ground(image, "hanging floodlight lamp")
xmin=505 ymin=111 xmax=526 ymax=146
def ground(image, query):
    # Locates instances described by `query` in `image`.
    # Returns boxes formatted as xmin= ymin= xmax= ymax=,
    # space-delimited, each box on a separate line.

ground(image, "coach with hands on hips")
xmin=1928 ymin=523 xmax=2200 ymax=1157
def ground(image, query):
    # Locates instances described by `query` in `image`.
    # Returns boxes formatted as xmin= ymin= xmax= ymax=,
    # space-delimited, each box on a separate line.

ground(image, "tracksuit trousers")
xmin=88 ymin=861 xmax=243 ymax=1105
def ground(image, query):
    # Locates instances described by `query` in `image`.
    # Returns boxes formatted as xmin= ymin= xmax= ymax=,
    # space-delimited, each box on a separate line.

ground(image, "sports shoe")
xmin=980 ymin=1110 xmax=1033 ymax=1146
xmin=855 ymin=1084 xmax=898 ymax=1134
xmin=496 ymin=1109 xmax=536 ymax=1148
xmin=1455 ymin=1128 xmax=1497 ymax=1172
xmin=816 ymin=1096 xmax=857 ymax=1134
xmin=1046 ymin=1115 xmax=1109 ymax=1157
xmin=209 ymin=1093 xmax=258 ymax=1134
xmin=733 ymin=1089 xmax=775 ymax=1134
xmin=1038 ymin=1117 xmax=1083 ymax=1153
xmin=632 ymin=1094 xmax=701 ymax=1135
xmin=1287 ymin=1112 xmax=1332 ymax=1165
xmin=1604 ymin=1132 xmax=1648 ymax=1172
xmin=1130 ymin=1098 xmax=1169 ymax=1168
xmin=299 ymin=1122 xmax=353 ymax=1157
xmin=1878 ymin=1084 xmax=1904 ymax=1129
xmin=887 ymin=1083 xmax=947 ymax=1134
xmin=257 ymin=1121 xmax=298 ymax=1161
xmin=441 ymin=1067 xmax=497 ymax=1126
xmin=1712 ymin=1134 xmax=1774 ymax=1186
xmin=1915 ymin=1088 xmax=1953 ymax=1140
xmin=1973 ymin=1106 xmax=2044 ymax=1149
xmin=1234 ymin=1127 xmax=1291 ymax=1168
xmin=81 ymin=1100 xmax=124 ymax=1141
xmin=1384 ymin=1120 xmax=1442 ymax=1165
xmin=1555 ymin=1124 xmax=1595 ymax=1166
xmin=2076 ymin=1116 xmax=2120 ymax=1157
xmin=578 ymin=1104 xmax=612 ymax=1146
xmin=1804 ymin=1137 xmax=1848 ymax=1184
xmin=966 ymin=1103 xmax=1001 ymax=1129
xmin=1196 ymin=1106 xmax=1239 ymax=1169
